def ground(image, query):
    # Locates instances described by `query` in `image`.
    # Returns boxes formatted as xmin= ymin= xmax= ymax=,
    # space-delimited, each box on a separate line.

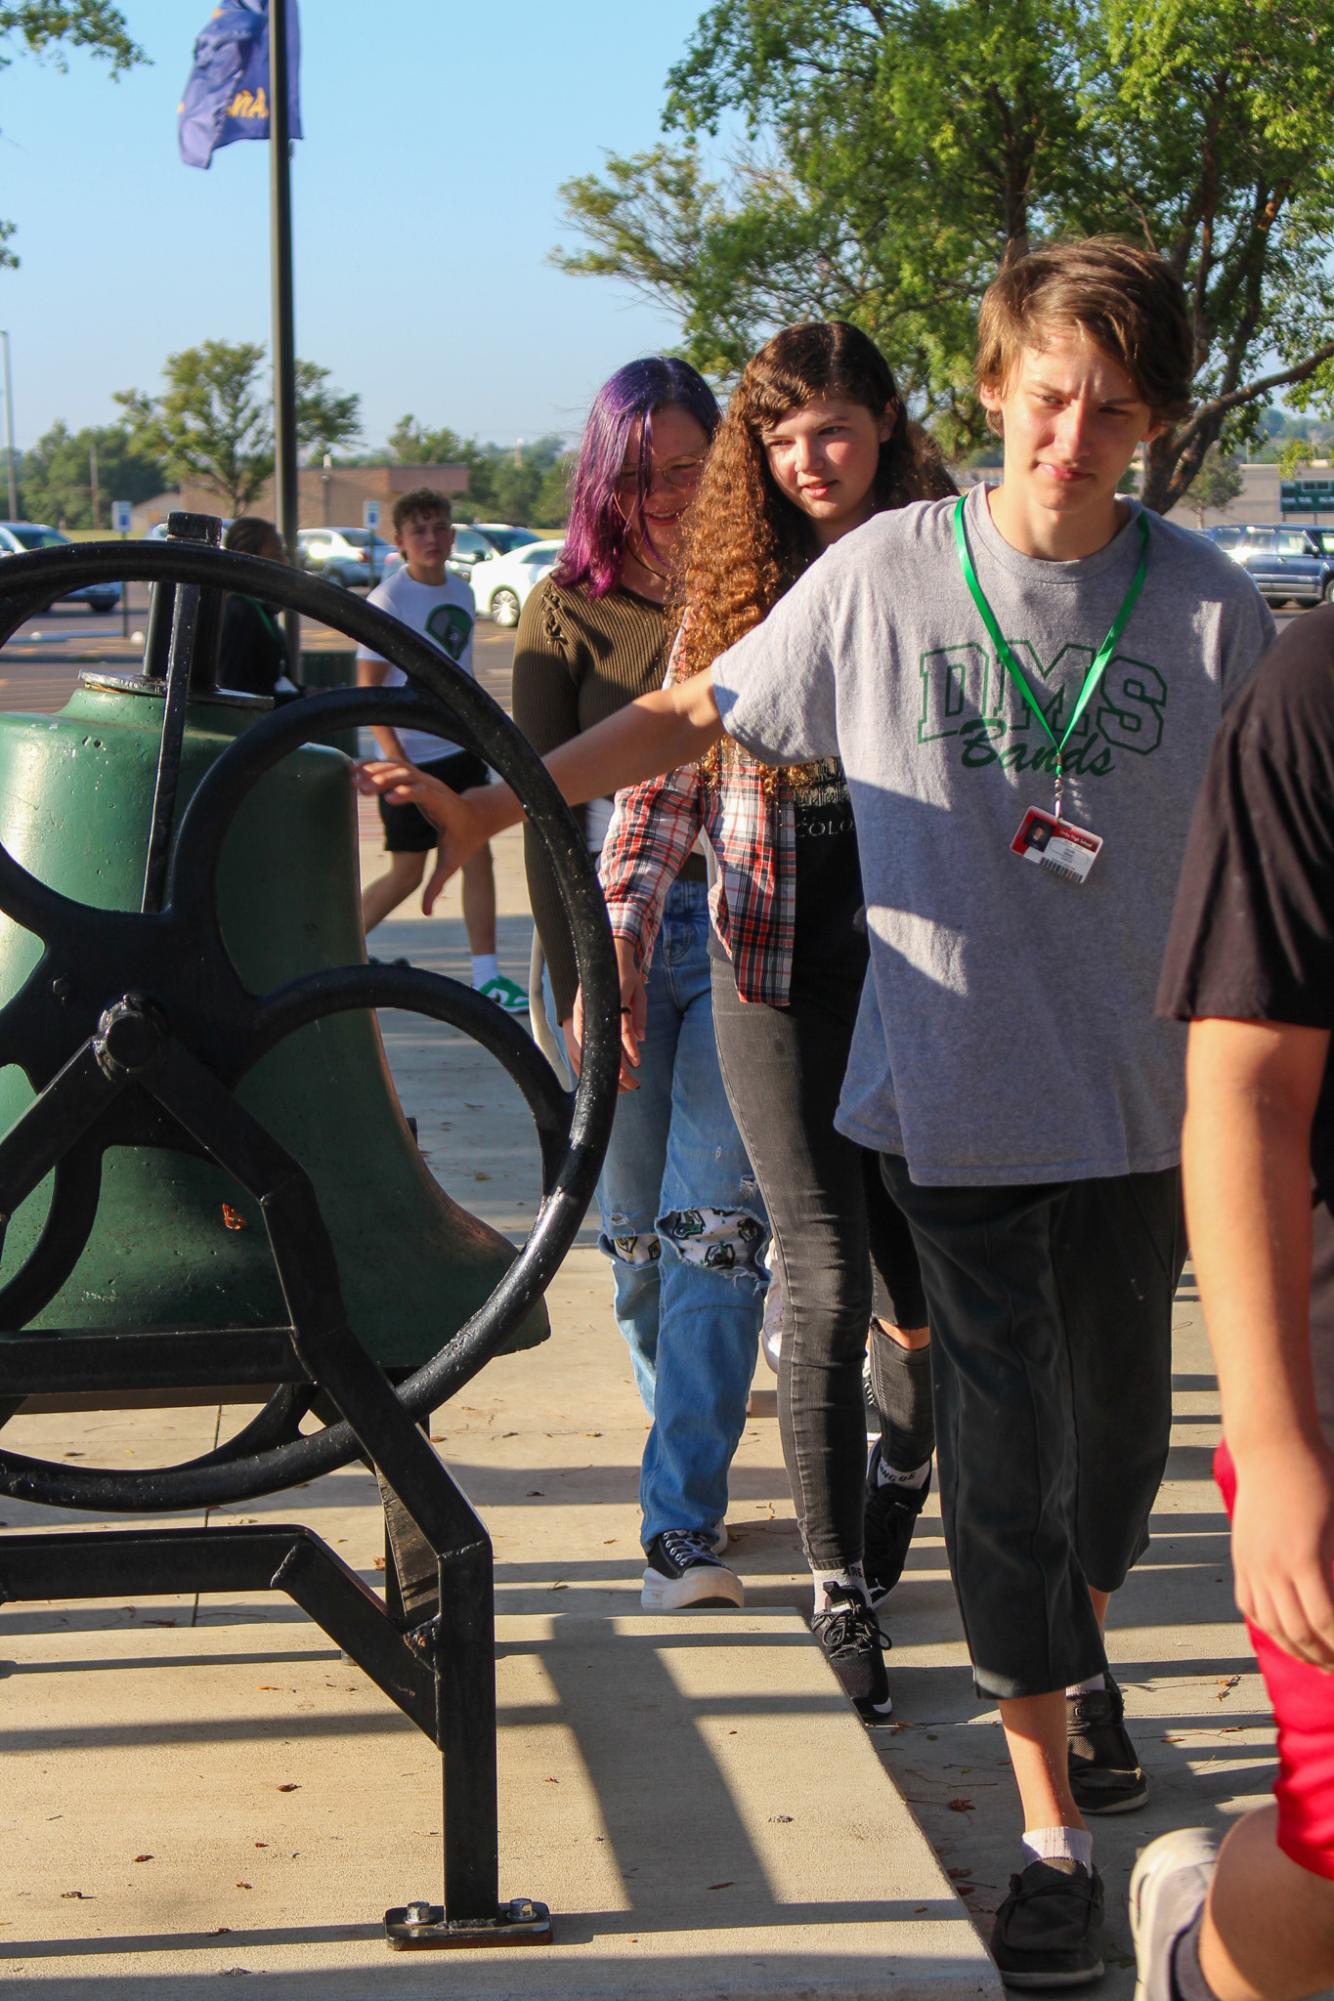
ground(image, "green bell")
xmin=0 ymin=674 xmax=546 ymax=1369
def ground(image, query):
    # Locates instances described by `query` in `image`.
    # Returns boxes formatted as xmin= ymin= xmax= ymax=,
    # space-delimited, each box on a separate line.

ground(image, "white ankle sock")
xmin=811 ymin=1564 xmax=870 ymax=1616
xmin=1065 ymin=1671 xmax=1106 ymax=1696
xmin=876 ymin=1454 xmax=932 ymax=1490
xmin=471 ymin=954 xmax=499 ymax=986
xmin=1021 ymin=1826 xmax=1093 ymax=1871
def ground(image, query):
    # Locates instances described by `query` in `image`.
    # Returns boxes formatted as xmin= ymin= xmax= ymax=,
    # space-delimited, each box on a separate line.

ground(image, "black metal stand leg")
xmin=440 ymin=1537 xmax=499 ymax=1917
xmin=383 ymin=1519 xmax=552 ymax=1947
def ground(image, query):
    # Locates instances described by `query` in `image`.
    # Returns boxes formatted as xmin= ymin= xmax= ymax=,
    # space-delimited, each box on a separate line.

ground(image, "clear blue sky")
xmin=0 ymin=2 xmax=706 ymax=454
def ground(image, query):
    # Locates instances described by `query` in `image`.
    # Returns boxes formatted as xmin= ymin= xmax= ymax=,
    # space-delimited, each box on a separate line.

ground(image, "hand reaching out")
xmin=569 ymin=937 xmax=647 ymax=1091
xmin=356 ymin=761 xmax=516 ymax=911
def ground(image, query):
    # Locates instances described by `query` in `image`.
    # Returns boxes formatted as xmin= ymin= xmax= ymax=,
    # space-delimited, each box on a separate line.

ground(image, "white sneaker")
xmin=1129 ymin=1827 xmax=1218 ymax=2001
xmin=641 ymin=1529 xmax=743 ymax=1609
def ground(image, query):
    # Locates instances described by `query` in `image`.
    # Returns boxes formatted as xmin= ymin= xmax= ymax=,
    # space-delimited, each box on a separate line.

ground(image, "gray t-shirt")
xmin=713 ymin=485 xmax=1275 ymax=1186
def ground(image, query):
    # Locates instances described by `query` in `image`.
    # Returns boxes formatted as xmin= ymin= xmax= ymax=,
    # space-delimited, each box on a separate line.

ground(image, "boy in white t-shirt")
xmin=356 ymin=488 xmax=527 ymax=1012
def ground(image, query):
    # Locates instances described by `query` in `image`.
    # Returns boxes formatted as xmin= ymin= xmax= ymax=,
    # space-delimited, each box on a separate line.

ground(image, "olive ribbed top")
xmin=512 ymin=574 xmax=705 ymax=1020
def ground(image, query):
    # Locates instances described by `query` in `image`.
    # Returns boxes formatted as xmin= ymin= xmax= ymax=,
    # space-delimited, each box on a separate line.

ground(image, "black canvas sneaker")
xmin=641 ymin=1528 xmax=743 ymax=1610
xmin=990 ymin=1857 xmax=1106 ymax=1989
xmin=812 ymin=1583 xmax=894 ymax=1722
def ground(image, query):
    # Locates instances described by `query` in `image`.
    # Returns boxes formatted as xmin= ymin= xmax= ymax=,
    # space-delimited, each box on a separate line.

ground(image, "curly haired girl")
xmin=594 ymin=322 xmax=953 ymax=1716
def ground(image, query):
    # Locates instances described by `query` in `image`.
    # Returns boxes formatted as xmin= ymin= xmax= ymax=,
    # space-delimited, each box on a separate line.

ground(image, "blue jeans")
xmin=549 ymin=877 xmax=768 ymax=1547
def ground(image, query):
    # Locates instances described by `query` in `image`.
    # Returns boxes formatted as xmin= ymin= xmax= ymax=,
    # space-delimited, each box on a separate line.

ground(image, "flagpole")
xmin=267 ymin=0 xmax=300 ymax=670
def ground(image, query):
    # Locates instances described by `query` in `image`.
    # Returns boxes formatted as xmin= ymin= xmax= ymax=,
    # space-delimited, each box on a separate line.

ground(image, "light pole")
xmin=1 ymin=332 xmax=16 ymax=518
xmin=267 ymin=2 xmax=300 ymax=667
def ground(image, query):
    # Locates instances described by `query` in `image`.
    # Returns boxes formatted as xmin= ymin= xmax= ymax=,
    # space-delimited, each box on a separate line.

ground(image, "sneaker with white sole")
xmin=1129 ymin=1827 xmax=1218 ymax=2001
xmin=475 ymin=973 xmax=529 ymax=1014
xmin=641 ymin=1528 xmax=743 ymax=1609
xmin=812 ymin=1584 xmax=894 ymax=1722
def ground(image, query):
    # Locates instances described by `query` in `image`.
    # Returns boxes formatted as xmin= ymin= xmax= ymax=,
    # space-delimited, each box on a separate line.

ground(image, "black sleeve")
xmin=218 ymin=595 xmax=287 ymax=698
xmin=1158 ymin=605 xmax=1334 ymax=1031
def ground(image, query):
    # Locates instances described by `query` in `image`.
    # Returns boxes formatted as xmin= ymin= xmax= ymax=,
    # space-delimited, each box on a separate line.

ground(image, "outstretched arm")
xmin=357 ymin=671 xmax=725 ymax=910
xmin=1184 ymin=1014 xmax=1334 ymax=1667
xmin=565 ymin=765 xmax=708 ymax=1088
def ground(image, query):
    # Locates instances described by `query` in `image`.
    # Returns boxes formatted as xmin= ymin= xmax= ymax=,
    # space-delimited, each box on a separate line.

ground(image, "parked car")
xmin=1204 ymin=523 xmax=1334 ymax=604
xmin=472 ymin=523 xmax=544 ymax=556
xmin=445 ymin=525 xmax=503 ymax=574
xmin=0 ymin=522 xmax=120 ymax=613
xmin=469 ymin=540 xmax=564 ymax=627
xmin=295 ymin=526 xmax=395 ymax=588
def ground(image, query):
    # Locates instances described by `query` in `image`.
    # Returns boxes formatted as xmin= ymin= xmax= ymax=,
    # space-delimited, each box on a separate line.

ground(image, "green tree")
xmin=532 ymin=453 xmax=575 ymax=529
xmin=470 ymin=436 xmax=568 ymax=524
xmin=1276 ymin=436 xmax=1314 ymax=482
xmin=386 ymin=416 xmax=478 ymax=471
xmin=554 ymin=0 xmax=1334 ymax=513
xmin=1182 ymin=445 xmax=1245 ymax=529
xmin=18 ymin=419 xmax=164 ymax=528
xmin=387 ymin=422 xmax=570 ymax=525
xmin=0 ymin=4 xmax=145 ymax=268
xmin=117 ymin=342 xmax=361 ymax=516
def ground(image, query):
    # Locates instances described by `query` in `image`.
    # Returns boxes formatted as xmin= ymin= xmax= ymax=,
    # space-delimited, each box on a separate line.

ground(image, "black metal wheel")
xmin=0 ymin=526 xmax=620 ymax=1514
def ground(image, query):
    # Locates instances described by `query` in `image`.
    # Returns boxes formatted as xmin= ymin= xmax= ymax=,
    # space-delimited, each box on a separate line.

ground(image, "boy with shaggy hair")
xmin=358 ymin=240 xmax=1273 ymax=1983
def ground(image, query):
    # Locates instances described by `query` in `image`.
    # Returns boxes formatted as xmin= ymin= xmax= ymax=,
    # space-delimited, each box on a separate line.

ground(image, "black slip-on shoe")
xmin=990 ymin=1857 xmax=1105 ymax=1989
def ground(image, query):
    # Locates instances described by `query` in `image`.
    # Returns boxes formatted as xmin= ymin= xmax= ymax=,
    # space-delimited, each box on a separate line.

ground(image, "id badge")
xmin=1011 ymin=807 xmax=1103 ymax=885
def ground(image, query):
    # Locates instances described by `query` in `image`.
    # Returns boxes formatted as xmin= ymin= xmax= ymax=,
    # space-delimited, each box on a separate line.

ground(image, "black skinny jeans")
xmin=710 ymin=955 xmax=927 ymax=1569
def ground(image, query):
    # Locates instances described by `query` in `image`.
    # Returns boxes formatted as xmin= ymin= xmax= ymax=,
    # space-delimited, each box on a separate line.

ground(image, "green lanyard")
xmin=952 ymin=495 xmax=1150 ymax=820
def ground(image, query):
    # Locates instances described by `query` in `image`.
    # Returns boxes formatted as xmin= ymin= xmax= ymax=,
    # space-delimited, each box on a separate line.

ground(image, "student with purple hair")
xmin=511 ymin=357 xmax=769 ymax=1610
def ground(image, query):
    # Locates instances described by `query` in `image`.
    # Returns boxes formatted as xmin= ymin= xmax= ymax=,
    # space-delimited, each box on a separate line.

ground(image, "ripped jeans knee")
xmin=600 ymin=1225 xmax=661 ymax=1269
xmin=658 ymin=1204 xmax=768 ymax=1284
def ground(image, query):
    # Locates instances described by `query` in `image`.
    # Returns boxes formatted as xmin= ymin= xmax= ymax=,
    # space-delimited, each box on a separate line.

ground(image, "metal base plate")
xmin=385 ymin=1898 xmax=553 ymax=1950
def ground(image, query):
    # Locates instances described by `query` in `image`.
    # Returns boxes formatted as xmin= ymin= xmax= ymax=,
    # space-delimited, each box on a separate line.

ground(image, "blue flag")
xmin=178 ymin=0 xmax=301 ymax=171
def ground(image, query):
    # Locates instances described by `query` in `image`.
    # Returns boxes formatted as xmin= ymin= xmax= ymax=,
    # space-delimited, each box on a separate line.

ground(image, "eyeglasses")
xmin=615 ymin=456 xmax=705 ymax=494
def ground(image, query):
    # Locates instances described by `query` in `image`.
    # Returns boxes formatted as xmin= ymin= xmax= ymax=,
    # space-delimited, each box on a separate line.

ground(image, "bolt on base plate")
xmin=385 ymin=1897 xmax=553 ymax=1950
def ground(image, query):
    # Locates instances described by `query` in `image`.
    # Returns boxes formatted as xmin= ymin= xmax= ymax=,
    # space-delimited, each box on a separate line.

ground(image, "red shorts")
xmin=1216 ymin=1439 xmax=1334 ymax=1881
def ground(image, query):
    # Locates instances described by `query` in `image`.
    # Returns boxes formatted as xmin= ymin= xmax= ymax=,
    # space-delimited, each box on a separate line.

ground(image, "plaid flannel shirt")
xmin=600 ymin=757 xmax=797 ymax=1007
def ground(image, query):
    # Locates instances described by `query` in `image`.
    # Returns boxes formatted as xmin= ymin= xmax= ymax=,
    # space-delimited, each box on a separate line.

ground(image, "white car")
xmin=469 ymin=539 xmax=564 ymax=627
xmin=472 ymin=523 xmax=545 ymax=556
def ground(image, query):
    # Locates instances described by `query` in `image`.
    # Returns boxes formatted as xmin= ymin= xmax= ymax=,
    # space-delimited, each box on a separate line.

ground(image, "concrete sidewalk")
xmin=0 ymin=817 xmax=1275 ymax=1999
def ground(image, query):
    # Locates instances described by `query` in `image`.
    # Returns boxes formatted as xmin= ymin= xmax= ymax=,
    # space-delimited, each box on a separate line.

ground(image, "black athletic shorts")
xmin=379 ymin=748 xmax=489 ymax=854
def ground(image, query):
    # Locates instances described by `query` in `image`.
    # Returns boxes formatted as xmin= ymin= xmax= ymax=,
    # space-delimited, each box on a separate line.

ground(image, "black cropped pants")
xmin=881 ymin=1157 xmax=1185 ymax=1699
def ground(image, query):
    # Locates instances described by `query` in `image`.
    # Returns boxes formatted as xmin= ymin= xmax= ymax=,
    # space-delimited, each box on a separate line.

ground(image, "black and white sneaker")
xmin=863 ymin=1440 xmax=931 ymax=1604
xmin=812 ymin=1583 xmax=894 ymax=1722
xmin=641 ymin=1528 xmax=744 ymax=1610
